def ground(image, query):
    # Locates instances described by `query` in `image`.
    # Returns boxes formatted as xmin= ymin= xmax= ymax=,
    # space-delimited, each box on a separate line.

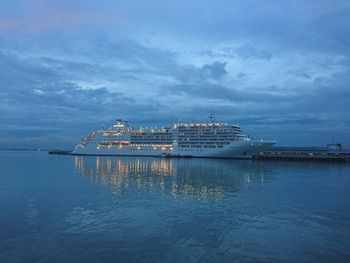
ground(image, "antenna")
xmin=208 ymin=111 xmax=215 ymax=122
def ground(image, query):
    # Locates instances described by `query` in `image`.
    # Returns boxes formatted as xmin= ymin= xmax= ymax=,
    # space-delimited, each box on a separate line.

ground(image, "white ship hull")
xmin=72 ymin=140 xmax=275 ymax=159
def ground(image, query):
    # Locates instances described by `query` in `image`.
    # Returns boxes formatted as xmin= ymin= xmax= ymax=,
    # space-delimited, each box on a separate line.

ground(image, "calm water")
xmin=1 ymin=151 xmax=350 ymax=263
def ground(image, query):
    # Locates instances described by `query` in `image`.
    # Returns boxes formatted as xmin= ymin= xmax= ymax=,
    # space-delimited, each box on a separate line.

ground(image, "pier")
xmin=254 ymin=144 xmax=350 ymax=162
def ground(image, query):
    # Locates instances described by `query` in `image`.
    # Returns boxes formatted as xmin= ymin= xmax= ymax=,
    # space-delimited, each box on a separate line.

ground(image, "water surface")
xmin=1 ymin=151 xmax=350 ymax=262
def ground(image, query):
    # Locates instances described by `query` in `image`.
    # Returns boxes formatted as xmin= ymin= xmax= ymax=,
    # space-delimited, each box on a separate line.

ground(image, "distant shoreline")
xmin=0 ymin=148 xmax=49 ymax=151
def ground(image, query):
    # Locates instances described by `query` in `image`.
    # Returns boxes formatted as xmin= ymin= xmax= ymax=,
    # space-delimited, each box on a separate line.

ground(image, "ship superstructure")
xmin=73 ymin=119 xmax=275 ymax=159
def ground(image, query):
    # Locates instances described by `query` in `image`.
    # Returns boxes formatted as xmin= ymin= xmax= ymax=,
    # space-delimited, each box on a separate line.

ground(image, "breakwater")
xmin=48 ymin=149 xmax=72 ymax=155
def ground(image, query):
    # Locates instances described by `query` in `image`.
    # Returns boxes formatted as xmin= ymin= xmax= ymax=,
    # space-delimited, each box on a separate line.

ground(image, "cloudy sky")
xmin=0 ymin=0 xmax=349 ymax=149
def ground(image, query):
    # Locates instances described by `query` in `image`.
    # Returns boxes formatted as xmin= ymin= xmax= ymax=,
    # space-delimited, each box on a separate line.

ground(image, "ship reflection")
xmin=74 ymin=156 xmax=267 ymax=200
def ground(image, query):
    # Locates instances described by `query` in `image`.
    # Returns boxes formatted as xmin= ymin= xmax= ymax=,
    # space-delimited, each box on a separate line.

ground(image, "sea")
xmin=1 ymin=150 xmax=350 ymax=263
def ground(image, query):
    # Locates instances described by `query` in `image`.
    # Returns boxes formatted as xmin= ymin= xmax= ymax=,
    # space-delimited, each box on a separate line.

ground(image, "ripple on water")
xmin=1 ymin=152 xmax=350 ymax=262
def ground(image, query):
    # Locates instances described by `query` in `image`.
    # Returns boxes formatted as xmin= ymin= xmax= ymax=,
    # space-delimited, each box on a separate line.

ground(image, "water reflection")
xmin=75 ymin=156 xmax=268 ymax=200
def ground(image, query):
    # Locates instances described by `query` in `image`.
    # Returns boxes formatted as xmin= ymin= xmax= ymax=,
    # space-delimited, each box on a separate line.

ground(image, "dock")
xmin=254 ymin=145 xmax=350 ymax=162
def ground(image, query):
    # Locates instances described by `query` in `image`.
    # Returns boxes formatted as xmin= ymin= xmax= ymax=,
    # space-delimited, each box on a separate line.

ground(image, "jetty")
xmin=254 ymin=144 xmax=350 ymax=162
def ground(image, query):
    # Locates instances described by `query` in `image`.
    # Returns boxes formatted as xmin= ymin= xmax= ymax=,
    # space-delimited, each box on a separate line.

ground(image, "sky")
xmin=0 ymin=0 xmax=349 ymax=149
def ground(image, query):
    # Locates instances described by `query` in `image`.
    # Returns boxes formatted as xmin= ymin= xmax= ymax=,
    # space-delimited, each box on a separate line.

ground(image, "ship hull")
xmin=72 ymin=141 xmax=275 ymax=159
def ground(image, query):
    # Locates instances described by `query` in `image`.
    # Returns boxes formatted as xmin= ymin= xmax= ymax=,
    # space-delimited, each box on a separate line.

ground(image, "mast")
xmin=208 ymin=111 xmax=215 ymax=123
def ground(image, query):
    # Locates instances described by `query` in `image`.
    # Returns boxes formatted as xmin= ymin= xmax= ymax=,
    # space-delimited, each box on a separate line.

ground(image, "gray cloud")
xmin=201 ymin=62 xmax=228 ymax=79
xmin=0 ymin=0 xmax=350 ymax=148
xmin=236 ymin=46 xmax=272 ymax=60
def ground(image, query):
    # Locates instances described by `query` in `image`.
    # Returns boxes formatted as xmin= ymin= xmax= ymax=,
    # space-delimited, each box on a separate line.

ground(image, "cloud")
xmin=169 ymin=83 xmax=235 ymax=100
xmin=0 ymin=1 xmax=128 ymax=32
xmin=236 ymin=46 xmax=272 ymax=60
xmin=0 ymin=0 xmax=350 ymax=148
xmin=201 ymin=62 xmax=227 ymax=80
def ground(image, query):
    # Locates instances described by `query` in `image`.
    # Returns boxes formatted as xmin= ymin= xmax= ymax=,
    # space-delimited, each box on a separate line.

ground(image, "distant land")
xmin=0 ymin=148 xmax=49 ymax=151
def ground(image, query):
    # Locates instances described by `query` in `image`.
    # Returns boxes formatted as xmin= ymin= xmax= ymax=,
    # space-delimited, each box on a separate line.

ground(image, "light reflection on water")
xmin=74 ymin=156 xmax=268 ymax=200
xmin=1 ymin=151 xmax=350 ymax=263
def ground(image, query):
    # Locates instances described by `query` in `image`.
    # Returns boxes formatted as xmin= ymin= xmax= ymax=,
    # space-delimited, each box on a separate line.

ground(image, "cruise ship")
xmin=73 ymin=119 xmax=275 ymax=159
